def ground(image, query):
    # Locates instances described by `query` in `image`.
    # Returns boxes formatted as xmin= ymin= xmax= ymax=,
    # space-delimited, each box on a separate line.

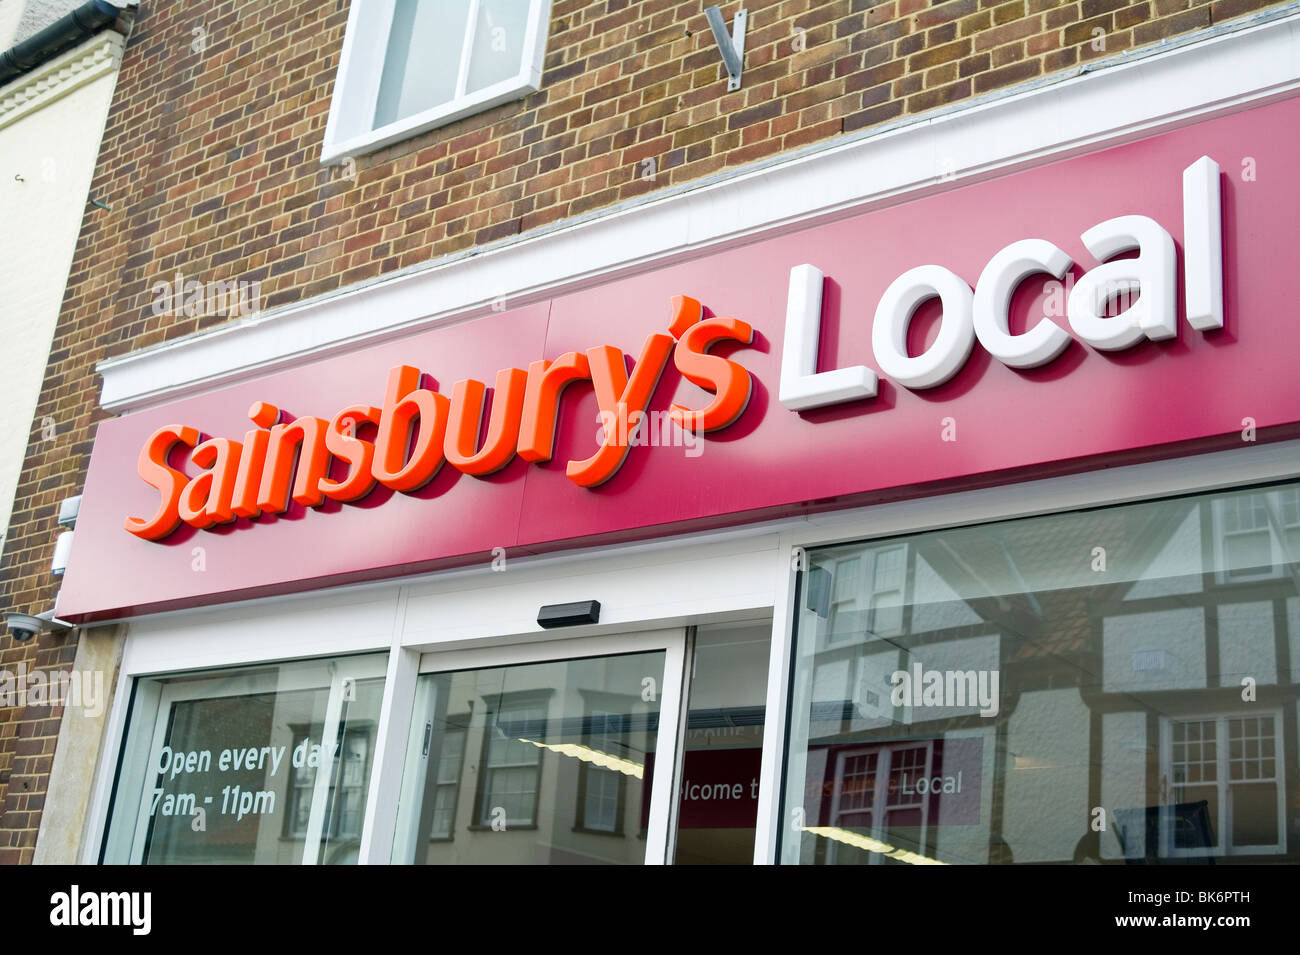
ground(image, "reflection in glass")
xmin=373 ymin=0 xmax=473 ymax=128
xmin=372 ymin=0 xmax=534 ymax=129
xmin=394 ymin=650 xmax=666 ymax=864
xmin=466 ymin=0 xmax=529 ymax=94
xmin=673 ymin=622 xmax=771 ymax=865
xmin=105 ymin=654 xmax=387 ymax=864
xmin=782 ymin=482 xmax=1300 ymax=864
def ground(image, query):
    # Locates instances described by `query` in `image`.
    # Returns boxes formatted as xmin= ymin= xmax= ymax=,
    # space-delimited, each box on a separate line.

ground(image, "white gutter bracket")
xmin=704 ymin=5 xmax=748 ymax=92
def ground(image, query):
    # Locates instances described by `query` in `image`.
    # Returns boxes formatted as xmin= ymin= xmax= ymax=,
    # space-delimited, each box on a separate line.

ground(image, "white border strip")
xmin=97 ymin=11 xmax=1300 ymax=412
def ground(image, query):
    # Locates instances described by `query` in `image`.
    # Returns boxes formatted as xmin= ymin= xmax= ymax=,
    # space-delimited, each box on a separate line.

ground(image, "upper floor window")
xmin=477 ymin=697 xmax=548 ymax=828
xmin=322 ymin=0 xmax=553 ymax=165
xmin=812 ymin=544 xmax=910 ymax=645
xmin=1213 ymin=488 xmax=1300 ymax=584
xmin=427 ymin=717 xmax=468 ymax=841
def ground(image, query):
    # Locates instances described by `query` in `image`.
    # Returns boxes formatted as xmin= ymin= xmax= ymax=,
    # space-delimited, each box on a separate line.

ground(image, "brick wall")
xmin=0 ymin=0 xmax=1291 ymax=863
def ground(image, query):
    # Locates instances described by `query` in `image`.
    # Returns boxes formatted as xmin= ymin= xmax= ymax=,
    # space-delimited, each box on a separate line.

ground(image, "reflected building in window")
xmin=784 ymin=482 xmax=1300 ymax=865
xmin=396 ymin=653 xmax=663 ymax=864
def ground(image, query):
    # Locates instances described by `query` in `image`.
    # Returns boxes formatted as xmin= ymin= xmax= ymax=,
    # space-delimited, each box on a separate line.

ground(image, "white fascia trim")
xmin=0 ymin=30 xmax=124 ymax=131
xmin=102 ymin=514 xmax=793 ymax=637
xmin=97 ymin=9 xmax=1300 ymax=412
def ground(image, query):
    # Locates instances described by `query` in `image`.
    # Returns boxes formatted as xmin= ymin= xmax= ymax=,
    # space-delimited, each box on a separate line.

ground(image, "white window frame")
xmin=427 ymin=719 xmax=468 ymax=841
xmin=477 ymin=695 xmax=549 ymax=828
xmin=285 ymin=722 xmax=375 ymax=841
xmin=1159 ymin=709 xmax=1287 ymax=858
xmin=826 ymin=739 xmax=935 ymax=864
xmin=818 ymin=543 xmax=910 ymax=646
xmin=578 ymin=704 xmax=627 ymax=834
xmin=321 ymin=0 xmax=553 ymax=165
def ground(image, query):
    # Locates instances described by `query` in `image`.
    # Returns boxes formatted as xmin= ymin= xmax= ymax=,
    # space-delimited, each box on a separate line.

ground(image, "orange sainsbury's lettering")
xmin=373 ymin=365 xmax=450 ymax=492
xmin=517 ymin=352 xmax=591 ymax=464
xmin=124 ymin=424 xmax=201 ymax=540
xmin=566 ymin=335 xmax=676 ymax=488
xmin=320 ymin=404 xmax=381 ymax=502
xmin=669 ymin=317 xmax=755 ymax=432
xmin=178 ymin=437 xmax=243 ymax=528
xmin=258 ymin=416 xmax=331 ymax=513
xmin=564 ymin=295 xmax=705 ymax=487
xmin=667 ymin=294 xmax=702 ymax=340
xmin=231 ymin=402 xmax=278 ymax=519
xmin=445 ymin=368 xmax=528 ymax=476
xmin=124 ymin=295 xmax=755 ymax=542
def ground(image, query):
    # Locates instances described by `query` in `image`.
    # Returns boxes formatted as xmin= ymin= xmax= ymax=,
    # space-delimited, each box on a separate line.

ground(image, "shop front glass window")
xmin=781 ymin=481 xmax=1300 ymax=864
xmin=103 ymin=653 xmax=387 ymax=864
xmin=673 ymin=621 xmax=771 ymax=864
xmin=393 ymin=650 xmax=665 ymax=864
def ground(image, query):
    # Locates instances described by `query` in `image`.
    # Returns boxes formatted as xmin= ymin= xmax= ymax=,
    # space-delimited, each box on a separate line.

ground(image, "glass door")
xmin=390 ymin=630 xmax=687 ymax=864
xmin=104 ymin=653 xmax=389 ymax=865
xmin=672 ymin=619 xmax=773 ymax=864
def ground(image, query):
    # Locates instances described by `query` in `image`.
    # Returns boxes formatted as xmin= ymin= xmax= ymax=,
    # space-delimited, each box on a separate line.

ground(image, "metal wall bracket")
xmin=704 ymin=5 xmax=747 ymax=92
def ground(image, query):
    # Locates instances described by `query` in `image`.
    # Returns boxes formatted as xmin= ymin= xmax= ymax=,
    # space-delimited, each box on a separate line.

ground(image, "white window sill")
xmin=320 ymin=74 xmax=539 ymax=166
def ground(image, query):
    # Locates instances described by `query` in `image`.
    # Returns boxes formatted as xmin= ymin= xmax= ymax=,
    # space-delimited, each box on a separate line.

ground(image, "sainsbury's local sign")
xmin=126 ymin=158 xmax=1224 ymax=543
xmin=57 ymin=97 xmax=1300 ymax=621
xmin=125 ymin=296 xmax=755 ymax=538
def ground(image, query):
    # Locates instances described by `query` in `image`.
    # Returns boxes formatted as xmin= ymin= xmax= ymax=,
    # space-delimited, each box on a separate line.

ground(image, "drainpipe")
xmin=0 ymin=0 xmax=138 ymax=88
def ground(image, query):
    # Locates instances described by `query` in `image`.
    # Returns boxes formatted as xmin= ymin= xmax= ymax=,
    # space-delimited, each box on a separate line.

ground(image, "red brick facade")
xmin=0 ymin=0 xmax=1291 ymax=863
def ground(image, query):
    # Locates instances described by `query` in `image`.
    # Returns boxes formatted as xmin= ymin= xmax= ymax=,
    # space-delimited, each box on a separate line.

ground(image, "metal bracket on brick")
xmin=705 ymin=5 xmax=748 ymax=92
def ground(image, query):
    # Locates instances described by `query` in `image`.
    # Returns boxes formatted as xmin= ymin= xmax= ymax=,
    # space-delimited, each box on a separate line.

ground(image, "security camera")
xmin=3 ymin=611 xmax=72 ymax=641
xmin=5 ymin=613 xmax=43 ymax=642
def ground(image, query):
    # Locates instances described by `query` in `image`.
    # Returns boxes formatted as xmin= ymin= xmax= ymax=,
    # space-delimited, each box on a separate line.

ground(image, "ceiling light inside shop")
xmin=517 ymin=738 xmax=644 ymax=778
xmin=801 ymin=826 xmax=949 ymax=865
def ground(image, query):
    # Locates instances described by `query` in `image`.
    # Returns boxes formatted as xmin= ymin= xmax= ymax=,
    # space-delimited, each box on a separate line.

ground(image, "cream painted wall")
xmin=0 ymin=0 xmax=24 ymax=48
xmin=0 ymin=37 xmax=119 ymax=562
xmin=14 ymin=0 xmax=84 ymax=44
xmin=32 ymin=622 xmax=124 ymax=864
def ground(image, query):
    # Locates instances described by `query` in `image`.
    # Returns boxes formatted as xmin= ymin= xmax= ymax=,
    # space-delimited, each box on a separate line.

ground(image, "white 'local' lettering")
xmin=900 ymin=770 xmax=963 ymax=795
xmin=780 ymin=156 xmax=1223 ymax=410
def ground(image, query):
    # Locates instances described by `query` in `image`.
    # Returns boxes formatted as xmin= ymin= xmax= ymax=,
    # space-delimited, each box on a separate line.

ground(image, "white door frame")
xmin=392 ymin=629 xmax=690 ymax=865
